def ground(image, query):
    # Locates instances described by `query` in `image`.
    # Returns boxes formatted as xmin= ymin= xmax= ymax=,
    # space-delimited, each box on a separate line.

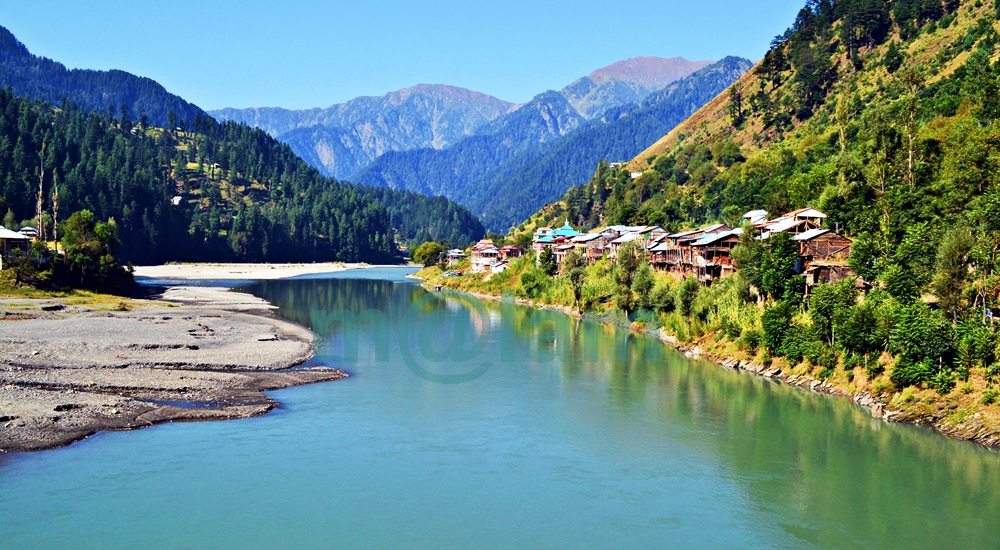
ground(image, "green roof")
xmin=552 ymin=222 xmax=580 ymax=237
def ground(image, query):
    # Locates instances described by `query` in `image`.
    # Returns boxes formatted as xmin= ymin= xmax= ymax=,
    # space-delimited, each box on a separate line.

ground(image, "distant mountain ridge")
xmin=0 ymin=25 xmax=204 ymax=128
xmin=472 ymin=56 xmax=753 ymax=230
xmin=563 ymin=56 xmax=713 ymax=118
xmin=211 ymin=84 xmax=516 ymax=179
xmin=210 ymin=57 xmax=712 ymax=180
xmin=353 ymin=57 xmax=747 ymax=231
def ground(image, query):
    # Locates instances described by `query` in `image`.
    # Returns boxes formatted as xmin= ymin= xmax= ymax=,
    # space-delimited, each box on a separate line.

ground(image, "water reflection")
xmin=248 ymin=269 xmax=1000 ymax=549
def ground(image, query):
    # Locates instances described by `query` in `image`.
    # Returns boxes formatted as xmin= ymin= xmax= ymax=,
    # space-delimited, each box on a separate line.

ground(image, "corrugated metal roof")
xmin=611 ymin=233 xmax=640 ymax=244
xmin=791 ymin=228 xmax=831 ymax=241
xmin=0 ymin=228 xmax=29 ymax=240
xmin=691 ymin=229 xmax=743 ymax=246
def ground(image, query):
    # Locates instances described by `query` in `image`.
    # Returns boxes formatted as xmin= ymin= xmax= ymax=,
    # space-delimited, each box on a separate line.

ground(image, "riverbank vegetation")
xmin=421 ymin=0 xmax=1000 ymax=444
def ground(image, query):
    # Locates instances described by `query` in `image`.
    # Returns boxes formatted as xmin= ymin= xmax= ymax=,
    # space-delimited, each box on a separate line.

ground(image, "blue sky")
xmin=3 ymin=0 xmax=805 ymax=110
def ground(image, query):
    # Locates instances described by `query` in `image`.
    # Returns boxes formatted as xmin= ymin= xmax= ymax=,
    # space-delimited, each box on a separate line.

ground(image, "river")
xmin=1 ymin=268 xmax=999 ymax=549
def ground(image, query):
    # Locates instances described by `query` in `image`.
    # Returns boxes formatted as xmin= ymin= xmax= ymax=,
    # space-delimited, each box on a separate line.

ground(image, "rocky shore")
xmin=0 ymin=285 xmax=346 ymax=453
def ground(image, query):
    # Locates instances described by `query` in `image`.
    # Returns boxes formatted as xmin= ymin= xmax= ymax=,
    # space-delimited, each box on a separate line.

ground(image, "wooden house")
xmin=689 ymin=229 xmax=743 ymax=283
xmin=792 ymin=229 xmax=854 ymax=291
xmin=499 ymin=245 xmax=522 ymax=261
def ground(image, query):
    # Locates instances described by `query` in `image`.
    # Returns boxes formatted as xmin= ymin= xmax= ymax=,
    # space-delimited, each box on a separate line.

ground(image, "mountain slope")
xmin=351 ymin=89 xmax=587 ymax=199
xmin=534 ymin=0 xmax=992 ymax=234
xmin=0 ymin=92 xmax=397 ymax=264
xmin=563 ymin=56 xmax=713 ymax=118
xmin=354 ymin=57 xmax=745 ymax=231
xmin=210 ymin=84 xmax=515 ymax=179
xmin=472 ymin=57 xmax=752 ymax=230
xmin=0 ymin=25 xmax=204 ymax=128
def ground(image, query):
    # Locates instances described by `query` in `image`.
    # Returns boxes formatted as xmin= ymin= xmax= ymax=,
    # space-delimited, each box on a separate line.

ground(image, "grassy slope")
xmin=629 ymin=1 xmax=992 ymax=170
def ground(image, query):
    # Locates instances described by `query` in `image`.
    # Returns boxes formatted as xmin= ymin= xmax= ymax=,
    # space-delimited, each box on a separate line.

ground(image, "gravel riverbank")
xmin=0 ymin=285 xmax=345 ymax=453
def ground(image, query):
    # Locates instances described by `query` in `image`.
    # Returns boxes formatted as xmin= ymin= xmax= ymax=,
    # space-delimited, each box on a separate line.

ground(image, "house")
xmin=18 ymin=227 xmax=38 ymax=239
xmin=491 ymin=261 xmax=511 ymax=274
xmin=534 ymin=222 xmax=580 ymax=255
xmin=606 ymin=232 xmax=641 ymax=259
xmin=630 ymin=172 xmax=644 ymax=180
xmin=571 ymin=233 xmax=609 ymax=263
xmin=792 ymin=229 xmax=854 ymax=291
xmin=785 ymin=207 xmax=828 ymax=225
xmin=756 ymin=217 xmax=820 ymax=239
xmin=603 ymin=225 xmax=666 ymax=249
xmin=754 ymin=208 xmax=828 ymax=237
xmin=689 ymin=229 xmax=743 ymax=283
xmin=0 ymin=227 xmax=31 ymax=268
xmin=531 ymin=226 xmax=554 ymax=252
xmin=552 ymin=244 xmax=576 ymax=265
xmin=742 ymin=210 xmax=768 ymax=225
xmin=446 ymin=249 xmax=467 ymax=266
xmin=470 ymin=239 xmax=500 ymax=273
xmin=652 ymin=224 xmax=732 ymax=275
xmin=499 ymin=245 xmax=522 ymax=261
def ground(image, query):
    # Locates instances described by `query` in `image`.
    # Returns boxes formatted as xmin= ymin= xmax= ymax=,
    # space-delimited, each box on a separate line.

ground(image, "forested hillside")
xmin=0 ymin=90 xmax=398 ymax=264
xmin=525 ymin=0 xmax=1000 ymax=406
xmin=0 ymin=26 xmax=204 ymax=128
xmin=355 ymin=185 xmax=485 ymax=248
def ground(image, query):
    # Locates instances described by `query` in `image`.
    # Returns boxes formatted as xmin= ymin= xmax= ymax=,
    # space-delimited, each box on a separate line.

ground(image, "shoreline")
xmin=0 ymin=263 xmax=380 ymax=453
xmin=414 ymin=275 xmax=1000 ymax=450
xmin=133 ymin=262 xmax=405 ymax=281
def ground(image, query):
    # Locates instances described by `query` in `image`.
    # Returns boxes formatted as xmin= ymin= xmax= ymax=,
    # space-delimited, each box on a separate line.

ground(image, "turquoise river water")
xmin=2 ymin=267 xmax=1000 ymax=549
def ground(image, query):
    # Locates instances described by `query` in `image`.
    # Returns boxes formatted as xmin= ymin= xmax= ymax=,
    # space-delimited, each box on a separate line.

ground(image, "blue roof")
xmin=552 ymin=222 xmax=580 ymax=237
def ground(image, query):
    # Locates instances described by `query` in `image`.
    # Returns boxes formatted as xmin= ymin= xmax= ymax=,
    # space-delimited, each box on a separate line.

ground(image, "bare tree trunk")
xmin=36 ymin=143 xmax=47 ymax=243
xmin=52 ymin=171 xmax=59 ymax=254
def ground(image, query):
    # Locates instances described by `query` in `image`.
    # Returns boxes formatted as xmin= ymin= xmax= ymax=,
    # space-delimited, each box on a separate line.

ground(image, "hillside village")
xmin=453 ymin=207 xmax=853 ymax=301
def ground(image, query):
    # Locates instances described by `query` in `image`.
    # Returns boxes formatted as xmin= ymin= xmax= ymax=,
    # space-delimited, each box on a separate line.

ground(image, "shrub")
xmin=891 ymin=358 xmax=935 ymax=389
xmin=930 ymin=369 xmax=956 ymax=395
xmin=981 ymin=389 xmax=999 ymax=406
xmin=738 ymin=328 xmax=762 ymax=353
xmin=762 ymin=301 xmax=794 ymax=352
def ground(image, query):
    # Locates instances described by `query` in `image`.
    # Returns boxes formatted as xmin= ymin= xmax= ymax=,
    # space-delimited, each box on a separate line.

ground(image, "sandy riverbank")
xmin=0 ymin=285 xmax=346 ymax=453
xmin=132 ymin=262 xmax=372 ymax=281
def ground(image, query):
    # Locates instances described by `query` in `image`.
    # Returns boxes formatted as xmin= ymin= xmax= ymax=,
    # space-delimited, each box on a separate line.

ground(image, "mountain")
xmin=0 ymin=25 xmax=204 ymax=128
xmin=473 ymin=57 xmax=752 ymax=230
xmin=353 ymin=57 xmax=744 ymax=231
xmin=356 ymin=186 xmax=485 ymax=249
xmin=562 ymin=56 xmax=713 ymax=118
xmin=210 ymin=57 xmax=711 ymax=182
xmin=210 ymin=85 xmax=516 ymax=179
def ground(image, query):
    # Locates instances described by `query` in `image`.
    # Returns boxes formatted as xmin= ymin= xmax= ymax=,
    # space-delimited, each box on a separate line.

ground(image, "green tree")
xmin=933 ymin=226 xmax=975 ymax=321
xmin=631 ymin=262 xmax=656 ymax=311
xmin=2 ymin=208 xmax=16 ymax=230
xmin=562 ymin=251 xmax=588 ymax=310
xmin=676 ymin=276 xmax=700 ymax=319
xmin=60 ymin=210 xmax=129 ymax=289
xmin=538 ymin=247 xmax=558 ymax=276
xmin=613 ymin=241 xmax=644 ymax=314
xmin=412 ymin=242 xmax=444 ymax=267
xmin=808 ymin=280 xmax=858 ymax=345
